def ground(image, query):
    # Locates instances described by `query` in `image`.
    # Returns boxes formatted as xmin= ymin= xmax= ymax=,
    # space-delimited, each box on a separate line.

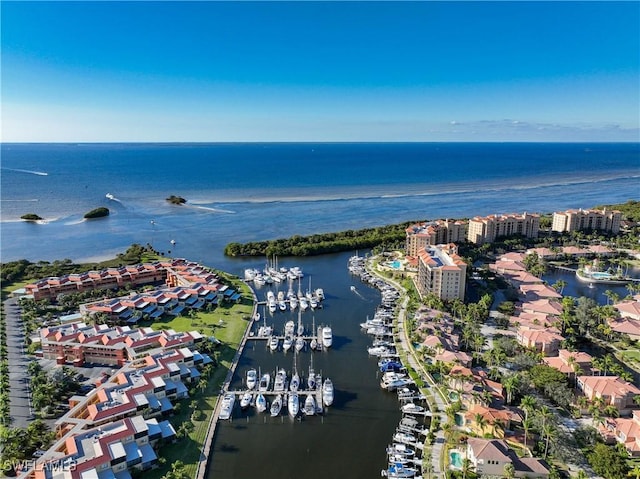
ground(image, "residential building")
xmin=601 ymin=410 xmax=640 ymax=456
xmin=405 ymin=219 xmax=467 ymax=256
xmin=542 ymin=349 xmax=594 ymax=376
xmin=464 ymin=405 xmax=522 ymax=438
xmin=577 ymin=375 xmax=640 ymax=415
xmin=415 ymin=243 xmax=467 ymax=301
xmin=466 ymin=438 xmax=550 ymax=478
xmin=33 ymin=415 xmax=175 ymax=479
xmin=467 ymin=212 xmax=540 ymax=245
xmin=516 ymin=327 xmax=564 ymax=356
xmin=552 ymin=208 xmax=621 ymax=234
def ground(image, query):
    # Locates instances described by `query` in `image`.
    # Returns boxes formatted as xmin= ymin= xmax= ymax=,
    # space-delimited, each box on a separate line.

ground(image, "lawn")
xmin=145 ymin=279 xmax=254 ymax=479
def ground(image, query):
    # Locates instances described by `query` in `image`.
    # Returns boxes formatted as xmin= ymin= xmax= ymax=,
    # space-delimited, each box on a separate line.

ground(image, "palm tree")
xmin=603 ymin=405 xmax=620 ymax=418
xmin=502 ymin=374 xmax=520 ymax=405
xmin=461 ymin=458 xmax=474 ymax=479
xmin=522 ymin=416 xmax=534 ymax=451
xmin=474 ymin=413 xmax=488 ymax=436
xmin=542 ymin=422 xmax=556 ymax=459
xmin=628 ymin=465 xmax=640 ymax=479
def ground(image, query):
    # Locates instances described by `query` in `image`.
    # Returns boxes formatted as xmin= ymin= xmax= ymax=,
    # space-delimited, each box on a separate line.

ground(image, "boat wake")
xmin=186 ymin=202 xmax=235 ymax=214
xmin=0 ymin=199 xmax=39 ymax=202
xmin=105 ymin=193 xmax=122 ymax=203
xmin=1 ymin=167 xmax=49 ymax=176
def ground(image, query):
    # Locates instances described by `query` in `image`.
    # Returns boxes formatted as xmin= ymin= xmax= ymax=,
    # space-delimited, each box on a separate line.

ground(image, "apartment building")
xmin=552 ymin=208 xmax=621 ymax=234
xmin=405 ymin=219 xmax=467 ymax=256
xmin=416 ymin=243 xmax=467 ymax=301
xmin=40 ymin=322 xmax=204 ymax=366
xmin=467 ymin=212 xmax=540 ymax=245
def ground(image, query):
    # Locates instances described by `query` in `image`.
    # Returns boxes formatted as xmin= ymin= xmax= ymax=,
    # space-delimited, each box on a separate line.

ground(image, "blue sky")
xmin=2 ymin=1 xmax=639 ymax=142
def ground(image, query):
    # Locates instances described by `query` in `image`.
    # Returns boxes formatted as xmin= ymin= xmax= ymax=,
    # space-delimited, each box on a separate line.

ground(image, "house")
xmin=609 ymin=318 xmax=640 ymax=342
xmin=577 ymin=376 xmax=640 ymax=415
xmin=543 ymin=349 xmax=594 ymax=376
xmin=601 ymin=410 xmax=640 ymax=456
xmin=516 ymin=327 xmax=564 ymax=356
xmin=464 ymin=405 xmax=522 ymax=438
xmin=615 ymin=299 xmax=640 ymax=322
xmin=466 ymin=438 xmax=550 ymax=478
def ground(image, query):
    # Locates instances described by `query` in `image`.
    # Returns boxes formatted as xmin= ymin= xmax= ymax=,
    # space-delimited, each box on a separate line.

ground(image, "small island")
xmin=83 ymin=207 xmax=110 ymax=219
xmin=20 ymin=213 xmax=43 ymax=222
xmin=166 ymin=195 xmax=187 ymax=205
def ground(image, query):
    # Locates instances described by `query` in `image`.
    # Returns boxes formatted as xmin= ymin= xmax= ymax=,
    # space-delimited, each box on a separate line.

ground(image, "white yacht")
xmin=269 ymin=336 xmax=279 ymax=351
xmin=304 ymin=394 xmax=316 ymax=416
xmin=273 ymin=368 xmax=287 ymax=392
xmin=290 ymin=371 xmax=300 ymax=392
xmin=219 ymin=393 xmax=235 ymax=420
xmin=299 ymin=295 xmax=309 ymax=311
xmin=255 ymin=393 xmax=267 ymax=413
xmin=270 ymin=394 xmax=283 ymax=416
xmin=295 ymin=336 xmax=305 ymax=352
xmin=287 ymin=392 xmax=299 ymax=417
xmin=322 ymin=326 xmax=333 ymax=348
xmin=284 ymin=320 xmax=295 ymax=336
xmin=240 ymin=392 xmax=252 ymax=410
xmin=322 ymin=378 xmax=334 ymax=407
xmin=246 ymin=368 xmax=258 ymax=390
xmin=307 ymin=359 xmax=317 ymax=390
xmin=315 ymin=288 xmax=325 ymax=300
xmin=258 ymin=372 xmax=270 ymax=392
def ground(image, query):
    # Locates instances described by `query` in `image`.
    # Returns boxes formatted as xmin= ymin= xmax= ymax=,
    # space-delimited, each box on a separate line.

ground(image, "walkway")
xmin=365 ymin=259 xmax=449 ymax=478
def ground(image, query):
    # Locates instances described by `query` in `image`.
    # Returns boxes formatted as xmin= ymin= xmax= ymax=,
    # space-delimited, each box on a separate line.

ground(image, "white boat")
xmin=307 ymin=358 xmax=317 ymax=390
xmin=282 ymin=335 xmax=293 ymax=352
xmin=299 ymin=295 xmax=309 ymax=311
xmin=350 ymin=285 xmax=357 ymax=292
xmin=322 ymin=378 xmax=334 ymax=406
xmin=287 ymin=392 xmax=299 ymax=417
xmin=284 ymin=320 xmax=296 ymax=336
xmin=304 ymin=394 xmax=316 ymax=416
xmin=295 ymin=336 xmax=305 ymax=352
xmin=387 ymin=443 xmax=415 ymax=458
xmin=322 ymin=326 xmax=333 ymax=348
xmin=244 ymin=268 xmax=258 ymax=281
xmin=270 ymin=394 xmax=283 ymax=416
xmin=258 ymin=373 xmax=270 ymax=392
xmin=219 ymin=393 xmax=235 ymax=420
xmin=105 ymin=193 xmax=115 ymax=200
xmin=401 ymin=403 xmax=425 ymax=415
xmin=309 ymin=296 xmax=318 ymax=309
xmin=255 ymin=393 xmax=267 ymax=413
xmin=290 ymin=296 xmax=298 ymax=310
xmin=269 ymin=336 xmax=279 ymax=351
xmin=290 ymin=371 xmax=300 ymax=392
xmin=297 ymin=314 xmax=305 ymax=336
xmin=268 ymin=300 xmax=277 ymax=314
xmin=278 ymin=300 xmax=287 ymax=311
xmin=315 ymin=288 xmax=325 ymax=300
xmin=246 ymin=368 xmax=258 ymax=390
xmin=273 ymin=368 xmax=287 ymax=392
xmin=384 ymin=464 xmax=419 ymax=478
xmin=310 ymin=338 xmax=317 ymax=350
xmin=392 ymin=431 xmax=416 ymax=445
xmin=240 ymin=392 xmax=252 ymax=409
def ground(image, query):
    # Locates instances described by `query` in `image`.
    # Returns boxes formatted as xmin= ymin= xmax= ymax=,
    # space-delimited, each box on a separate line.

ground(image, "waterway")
xmin=207 ymin=251 xmax=405 ymax=479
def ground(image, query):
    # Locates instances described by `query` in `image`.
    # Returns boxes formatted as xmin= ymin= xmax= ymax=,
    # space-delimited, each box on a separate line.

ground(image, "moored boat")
xmin=258 ymin=373 xmax=271 ymax=392
xmin=287 ymin=392 xmax=299 ymax=417
xmin=322 ymin=326 xmax=333 ymax=348
xmin=304 ymin=393 xmax=316 ymax=416
xmin=246 ymin=368 xmax=258 ymax=390
xmin=240 ymin=392 xmax=252 ymax=410
xmin=219 ymin=393 xmax=235 ymax=420
xmin=269 ymin=336 xmax=279 ymax=351
xmin=255 ymin=393 xmax=267 ymax=413
xmin=322 ymin=378 xmax=334 ymax=406
xmin=270 ymin=394 xmax=283 ymax=416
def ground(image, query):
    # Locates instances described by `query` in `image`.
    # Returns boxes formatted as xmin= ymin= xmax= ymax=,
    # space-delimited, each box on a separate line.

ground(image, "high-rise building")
xmin=416 ymin=243 xmax=467 ymax=301
xmin=467 ymin=213 xmax=540 ymax=245
xmin=552 ymin=208 xmax=621 ymax=234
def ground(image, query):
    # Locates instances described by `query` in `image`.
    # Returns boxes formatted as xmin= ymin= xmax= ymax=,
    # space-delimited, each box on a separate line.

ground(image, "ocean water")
xmin=1 ymin=142 xmax=638 ymax=268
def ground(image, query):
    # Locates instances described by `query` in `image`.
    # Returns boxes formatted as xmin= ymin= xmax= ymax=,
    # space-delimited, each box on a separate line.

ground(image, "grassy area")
xmin=146 ymin=280 xmax=254 ymax=479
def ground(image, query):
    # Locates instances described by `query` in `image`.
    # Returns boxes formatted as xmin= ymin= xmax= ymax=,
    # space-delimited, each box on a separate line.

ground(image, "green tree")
xmin=587 ymin=443 xmax=629 ymax=478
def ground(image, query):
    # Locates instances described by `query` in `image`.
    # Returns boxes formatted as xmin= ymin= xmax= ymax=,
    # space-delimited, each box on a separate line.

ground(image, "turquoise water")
xmin=390 ymin=260 xmax=401 ymax=269
xmin=449 ymin=391 xmax=459 ymax=401
xmin=590 ymin=271 xmax=613 ymax=279
xmin=450 ymin=451 xmax=463 ymax=468
xmin=455 ymin=413 xmax=464 ymax=427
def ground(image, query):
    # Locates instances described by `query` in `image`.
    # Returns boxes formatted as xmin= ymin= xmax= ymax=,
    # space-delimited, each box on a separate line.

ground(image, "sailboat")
xmin=310 ymin=316 xmax=318 ymax=350
xmin=307 ymin=355 xmax=317 ymax=390
xmin=270 ymin=394 xmax=283 ymax=416
xmin=240 ymin=392 xmax=252 ymax=409
xmin=255 ymin=393 xmax=267 ymax=413
xmin=290 ymin=354 xmax=300 ymax=392
xmin=246 ymin=368 xmax=258 ymax=390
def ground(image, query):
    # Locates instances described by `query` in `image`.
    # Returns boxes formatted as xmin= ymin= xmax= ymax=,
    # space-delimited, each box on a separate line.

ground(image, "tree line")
xmin=224 ymin=222 xmax=414 ymax=257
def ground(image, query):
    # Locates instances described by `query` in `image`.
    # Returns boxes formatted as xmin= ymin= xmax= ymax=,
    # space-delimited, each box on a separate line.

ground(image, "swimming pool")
xmin=590 ymin=271 xmax=613 ymax=280
xmin=389 ymin=260 xmax=402 ymax=269
xmin=450 ymin=450 xmax=463 ymax=469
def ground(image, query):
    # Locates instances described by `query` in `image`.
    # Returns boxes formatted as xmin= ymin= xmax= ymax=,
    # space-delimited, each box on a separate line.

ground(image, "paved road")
xmin=4 ymin=297 xmax=33 ymax=428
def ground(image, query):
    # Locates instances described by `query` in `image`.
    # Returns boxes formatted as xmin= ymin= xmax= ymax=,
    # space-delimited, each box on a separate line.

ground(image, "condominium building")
xmin=405 ymin=219 xmax=468 ymax=256
xmin=416 ymin=243 xmax=467 ymax=301
xmin=467 ymin=212 xmax=540 ymax=245
xmin=552 ymin=208 xmax=621 ymax=234
xmin=40 ymin=322 xmax=204 ymax=366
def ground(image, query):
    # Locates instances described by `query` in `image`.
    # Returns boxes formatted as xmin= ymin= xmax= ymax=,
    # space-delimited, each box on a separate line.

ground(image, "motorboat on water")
xmin=401 ymin=402 xmax=425 ymax=415
xmin=273 ymin=368 xmax=288 ymax=392
xmin=269 ymin=336 xmax=279 ymax=351
xmin=285 ymin=320 xmax=295 ymax=336
xmin=270 ymin=394 xmax=283 ymax=416
xmin=322 ymin=378 xmax=334 ymax=407
xmin=304 ymin=394 xmax=316 ymax=416
xmin=246 ymin=368 xmax=258 ymax=390
xmin=278 ymin=300 xmax=287 ymax=311
xmin=295 ymin=336 xmax=305 ymax=352
xmin=392 ymin=431 xmax=416 ymax=445
xmin=299 ymin=295 xmax=309 ymax=311
xmin=219 ymin=393 xmax=235 ymax=420
xmin=315 ymin=288 xmax=325 ymax=300
xmin=258 ymin=373 xmax=271 ymax=392
xmin=240 ymin=392 xmax=252 ymax=410
xmin=287 ymin=392 xmax=299 ymax=417
xmin=322 ymin=326 xmax=333 ymax=348
xmin=382 ymin=463 xmax=420 ymax=478
xmin=387 ymin=443 xmax=416 ymax=458
xmin=255 ymin=393 xmax=267 ymax=413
